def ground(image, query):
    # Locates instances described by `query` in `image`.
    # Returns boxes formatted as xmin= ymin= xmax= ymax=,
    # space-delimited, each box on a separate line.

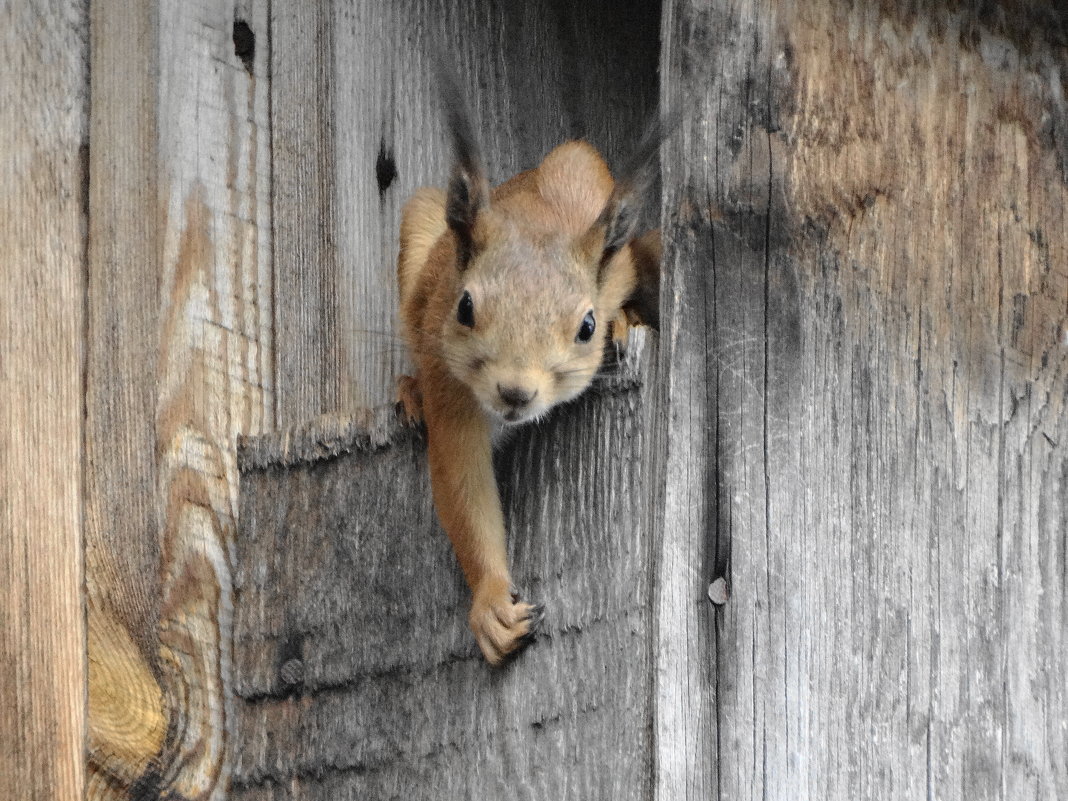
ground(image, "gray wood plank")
xmin=271 ymin=0 xmax=660 ymax=422
xmin=232 ymin=338 xmax=657 ymax=800
xmin=0 ymin=1 xmax=88 ymax=799
xmin=664 ymin=1 xmax=1067 ymax=799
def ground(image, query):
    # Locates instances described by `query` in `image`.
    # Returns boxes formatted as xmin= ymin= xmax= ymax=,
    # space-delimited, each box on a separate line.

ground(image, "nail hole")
xmin=376 ymin=140 xmax=398 ymax=195
xmin=233 ymin=19 xmax=255 ymax=74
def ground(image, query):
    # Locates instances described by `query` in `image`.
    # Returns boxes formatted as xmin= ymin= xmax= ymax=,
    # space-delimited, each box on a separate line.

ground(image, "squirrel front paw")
xmin=396 ymin=374 xmax=424 ymax=424
xmin=469 ymin=577 xmax=543 ymax=666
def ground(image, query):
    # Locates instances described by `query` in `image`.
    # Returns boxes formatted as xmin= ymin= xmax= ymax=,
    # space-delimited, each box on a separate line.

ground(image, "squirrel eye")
xmin=576 ymin=310 xmax=596 ymax=343
xmin=457 ymin=290 xmax=475 ymax=328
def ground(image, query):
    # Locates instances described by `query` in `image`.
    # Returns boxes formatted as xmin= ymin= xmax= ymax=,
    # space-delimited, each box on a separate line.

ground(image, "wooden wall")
xmin=86 ymin=1 xmax=273 ymax=797
xmin=232 ymin=342 xmax=657 ymax=799
xmin=1 ymin=0 xmax=1065 ymax=799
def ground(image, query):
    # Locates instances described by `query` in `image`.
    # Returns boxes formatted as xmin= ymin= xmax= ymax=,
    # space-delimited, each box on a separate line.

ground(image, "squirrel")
xmin=396 ymin=64 xmax=665 ymax=666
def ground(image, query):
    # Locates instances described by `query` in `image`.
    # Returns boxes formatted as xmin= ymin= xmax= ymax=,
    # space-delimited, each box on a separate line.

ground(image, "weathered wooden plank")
xmin=152 ymin=1 xmax=274 ymax=797
xmin=0 ymin=1 xmax=88 ymax=799
xmin=231 ymin=339 xmax=656 ymax=799
xmin=648 ymin=109 xmax=720 ymax=801
xmin=271 ymin=0 xmax=660 ymax=422
xmin=269 ymin=0 xmax=340 ymax=422
xmin=85 ymin=0 xmax=274 ymax=797
xmin=665 ymin=1 xmax=1067 ymax=799
xmin=85 ymin=3 xmax=167 ymax=796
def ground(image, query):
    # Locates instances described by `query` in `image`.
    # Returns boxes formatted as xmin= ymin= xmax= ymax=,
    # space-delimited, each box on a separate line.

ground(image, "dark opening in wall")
xmin=497 ymin=0 xmax=657 ymax=227
xmin=488 ymin=0 xmax=663 ymax=221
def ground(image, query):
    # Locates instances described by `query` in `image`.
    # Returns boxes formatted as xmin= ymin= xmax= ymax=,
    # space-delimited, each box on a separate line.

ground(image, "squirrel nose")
xmin=497 ymin=384 xmax=536 ymax=408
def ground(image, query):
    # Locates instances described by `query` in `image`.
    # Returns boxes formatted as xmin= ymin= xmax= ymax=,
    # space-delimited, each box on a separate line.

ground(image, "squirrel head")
xmin=431 ymin=59 xmax=667 ymax=425
xmin=439 ymin=140 xmax=652 ymax=425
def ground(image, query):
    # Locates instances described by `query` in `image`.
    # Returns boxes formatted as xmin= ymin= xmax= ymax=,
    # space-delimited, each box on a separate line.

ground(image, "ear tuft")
xmin=446 ymin=165 xmax=487 ymax=268
xmin=621 ymin=230 xmax=662 ymax=329
xmin=597 ymin=229 xmax=662 ymax=330
xmin=592 ymin=111 xmax=679 ymax=283
xmin=433 ymin=51 xmax=489 ymax=270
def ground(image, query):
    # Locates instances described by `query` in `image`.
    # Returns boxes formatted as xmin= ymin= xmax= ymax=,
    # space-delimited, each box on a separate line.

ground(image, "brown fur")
xmin=397 ymin=140 xmax=656 ymax=665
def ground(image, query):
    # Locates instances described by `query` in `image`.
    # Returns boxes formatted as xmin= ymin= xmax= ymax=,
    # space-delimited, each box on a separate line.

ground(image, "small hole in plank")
xmin=233 ymin=19 xmax=255 ymax=74
xmin=376 ymin=140 xmax=398 ymax=195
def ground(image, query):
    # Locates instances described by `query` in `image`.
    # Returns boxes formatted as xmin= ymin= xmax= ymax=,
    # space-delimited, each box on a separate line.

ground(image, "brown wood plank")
xmin=85 ymin=2 xmax=167 ymax=794
xmin=85 ymin=0 xmax=275 ymax=797
xmin=664 ymin=1 xmax=1067 ymax=798
xmin=231 ymin=340 xmax=655 ymax=799
xmin=0 ymin=1 xmax=89 ymax=799
xmin=271 ymin=0 xmax=660 ymax=423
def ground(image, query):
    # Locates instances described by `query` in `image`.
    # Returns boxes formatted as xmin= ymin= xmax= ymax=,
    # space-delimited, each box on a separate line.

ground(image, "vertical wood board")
xmin=85 ymin=0 xmax=275 ymax=797
xmin=85 ymin=2 xmax=167 ymax=796
xmin=152 ymin=0 xmax=275 ymax=797
xmin=662 ymin=2 xmax=1067 ymax=799
xmin=0 ymin=1 xmax=89 ymax=800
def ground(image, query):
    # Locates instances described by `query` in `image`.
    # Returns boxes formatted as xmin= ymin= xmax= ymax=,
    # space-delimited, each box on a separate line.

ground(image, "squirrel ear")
xmin=435 ymin=52 xmax=489 ymax=270
xmin=590 ymin=111 xmax=678 ymax=284
xmin=446 ymin=163 xmax=488 ymax=269
xmin=594 ymin=191 xmax=642 ymax=276
xmin=621 ymin=230 xmax=661 ymax=329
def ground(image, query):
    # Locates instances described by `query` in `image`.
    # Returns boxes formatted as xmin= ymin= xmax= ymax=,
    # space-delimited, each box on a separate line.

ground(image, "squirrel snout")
xmin=496 ymin=384 xmax=537 ymax=409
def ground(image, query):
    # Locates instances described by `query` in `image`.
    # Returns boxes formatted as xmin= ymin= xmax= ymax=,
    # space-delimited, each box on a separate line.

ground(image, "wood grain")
xmin=152 ymin=1 xmax=274 ymax=797
xmin=271 ymin=0 xmax=660 ymax=422
xmin=85 ymin=1 xmax=167 ymax=794
xmin=231 ymin=339 xmax=656 ymax=799
xmin=663 ymin=1 xmax=1067 ymax=798
xmin=85 ymin=0 xmax=274 ymax=797
xmin=0 ymin=1 xmax=88 ymax=799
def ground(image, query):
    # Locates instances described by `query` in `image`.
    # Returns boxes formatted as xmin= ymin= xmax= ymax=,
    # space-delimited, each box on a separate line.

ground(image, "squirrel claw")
xmin=396 ymin=374 xmax=424 ymax=424
xmin=522 ymin=604 xmax=546 ymax=642
xmin=470 ymin=580 xmax=541 ymax=666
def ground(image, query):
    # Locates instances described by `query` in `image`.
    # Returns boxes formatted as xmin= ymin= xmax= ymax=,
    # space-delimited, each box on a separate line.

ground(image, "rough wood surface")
xmin=85 ymin=2 xmax=167 ymax=796
xmin=9 ymin=1 xmax=1061 ymax=798
xmin=662 ymin=2 xmax=1067 ymax=799
xmin=0 ymin=1 xmax=88 ymax=799
xmin=85 ymin=1 xmax=274 ymax=797
xmin=271 ymin=0 xmax=660 ymax=421
xmin=152 ymin=1 xmax=274 ymax=797
xmin=231 ymin=339 xmax=656 ymax=800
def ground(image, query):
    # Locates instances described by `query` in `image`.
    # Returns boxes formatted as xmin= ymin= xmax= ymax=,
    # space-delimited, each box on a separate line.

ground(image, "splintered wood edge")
xmin=237 ymin=328 xmax=653 ymax=472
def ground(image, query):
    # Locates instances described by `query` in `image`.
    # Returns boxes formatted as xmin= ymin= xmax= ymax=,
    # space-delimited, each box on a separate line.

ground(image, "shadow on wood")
xmin=232 ymin=334 xmax=657 ymax=799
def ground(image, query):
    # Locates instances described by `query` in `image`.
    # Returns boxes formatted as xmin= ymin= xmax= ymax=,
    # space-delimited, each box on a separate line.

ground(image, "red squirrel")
xmin=397 ymin=65 xmax=664 ymax=665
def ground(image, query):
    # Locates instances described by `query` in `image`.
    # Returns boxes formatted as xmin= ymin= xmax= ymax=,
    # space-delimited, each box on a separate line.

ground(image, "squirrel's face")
xmin=440 ymin=227 xmax=624 ymax=425
xmin=433 ymin=139 xmax=654 ymax=424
